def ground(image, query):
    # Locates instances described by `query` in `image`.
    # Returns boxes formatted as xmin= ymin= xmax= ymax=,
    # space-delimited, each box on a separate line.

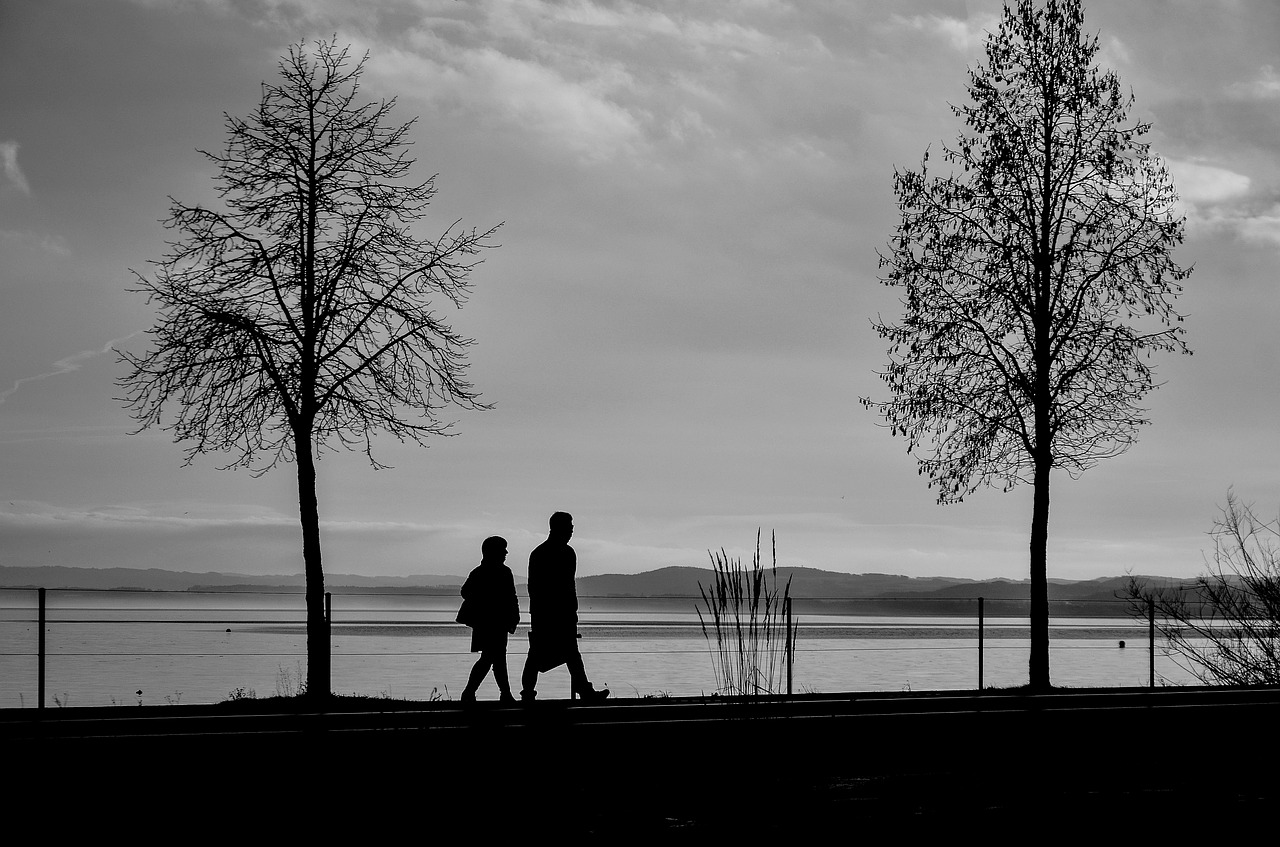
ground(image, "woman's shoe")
xmin=572 ymin=685 xmax=609 ymax=703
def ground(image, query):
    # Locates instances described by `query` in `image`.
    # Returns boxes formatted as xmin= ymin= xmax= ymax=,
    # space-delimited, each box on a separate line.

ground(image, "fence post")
xmin=978 ymin=596 xmax=984 ymax=692
xmin=1148 ymin=597 xmax=1155 ymax=689
xmin=38 ymin=587 xmax=46 ymax=711
xmin=325 ymin=590 xmax=333 ymax=679
xmin=785 ymin=595 xmax=793 ymax=697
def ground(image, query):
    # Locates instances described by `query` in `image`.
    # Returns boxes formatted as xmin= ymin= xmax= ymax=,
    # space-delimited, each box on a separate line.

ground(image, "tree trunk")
xmin=1029 ymin=87 xmax=1055 ymax=693
xmin=296 ymin=436 xmax=330 ymax=701
xmin=1028 ymin=454 xmax=1051 ymax=691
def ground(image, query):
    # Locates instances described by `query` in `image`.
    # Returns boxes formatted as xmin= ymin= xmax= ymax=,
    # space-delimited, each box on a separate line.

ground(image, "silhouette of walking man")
xmin=520 ymin=512 xmax=609 ymax=703
xmin=458 ymin=536 xmax=520 ymax=705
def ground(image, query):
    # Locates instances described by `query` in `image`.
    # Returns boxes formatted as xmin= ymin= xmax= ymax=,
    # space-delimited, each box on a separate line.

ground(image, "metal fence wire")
xmin=0 ymin=587 xmax=1163 ymax=708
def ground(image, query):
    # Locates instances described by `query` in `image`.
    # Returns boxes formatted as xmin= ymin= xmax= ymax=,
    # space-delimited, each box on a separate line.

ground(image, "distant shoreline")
xmin=0 ymin=563 xmax=1193 ymax=618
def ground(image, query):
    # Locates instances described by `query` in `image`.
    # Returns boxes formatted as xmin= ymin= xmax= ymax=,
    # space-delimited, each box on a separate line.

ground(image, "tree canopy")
xmin=122 ymin=39 xmax=497 ymax=473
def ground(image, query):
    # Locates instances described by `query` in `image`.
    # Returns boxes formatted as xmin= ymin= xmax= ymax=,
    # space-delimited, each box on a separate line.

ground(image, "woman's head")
xmin=482 ymin=535 xmax=508 ymax=563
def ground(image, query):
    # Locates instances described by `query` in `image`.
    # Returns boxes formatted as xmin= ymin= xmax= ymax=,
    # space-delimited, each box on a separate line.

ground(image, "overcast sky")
xmin=1 ymin=0 xmax=1277 ymax=582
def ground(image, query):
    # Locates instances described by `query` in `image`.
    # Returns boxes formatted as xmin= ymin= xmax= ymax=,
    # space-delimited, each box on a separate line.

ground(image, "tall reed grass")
xmin=696 ymin=530 xmax=798 ymax=697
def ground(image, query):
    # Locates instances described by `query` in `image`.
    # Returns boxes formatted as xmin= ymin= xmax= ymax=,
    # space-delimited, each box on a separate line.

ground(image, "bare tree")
xmin=119 ymin=39 xmax=500 ymax=700
xmin=863 ymin=0 xmax=1190 ymax=691
xmin=1128 ymin=493 xmax=1280 ymax=686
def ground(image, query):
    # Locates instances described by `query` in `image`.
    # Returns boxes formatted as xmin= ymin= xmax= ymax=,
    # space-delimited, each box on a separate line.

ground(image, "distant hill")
xmin=0 ymin=566 xmax=467 ymax=593
xmin=576 ymin=567 xmax=1184 ymax=616
xmin=0 ymin=564 xmax=1192 ymax=616
xmin=576 ymin=566 xmax=980 ymax=598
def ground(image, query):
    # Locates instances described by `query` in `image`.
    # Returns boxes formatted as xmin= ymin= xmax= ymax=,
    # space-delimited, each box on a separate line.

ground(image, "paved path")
xmin=7 ymin=686 xmax=1279 ymax=838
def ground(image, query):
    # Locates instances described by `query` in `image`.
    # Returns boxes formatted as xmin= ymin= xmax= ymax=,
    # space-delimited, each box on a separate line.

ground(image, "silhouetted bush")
xmin=1128 ymin=492 xmax=1280 ymax=685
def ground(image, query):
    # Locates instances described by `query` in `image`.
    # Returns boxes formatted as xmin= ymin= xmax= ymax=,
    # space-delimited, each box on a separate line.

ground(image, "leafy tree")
xmin=119 ymin=39 xmax=500 ymax=700
xmin=1128 ymin=493 xmax=1280 ymax=686
xmin=863 ymin=0 xmax=1190 ymax=690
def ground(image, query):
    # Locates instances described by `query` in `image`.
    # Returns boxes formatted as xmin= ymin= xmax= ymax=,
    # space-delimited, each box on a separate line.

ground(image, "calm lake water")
xmin=0 ymin=588 xmax=1205 ymax=708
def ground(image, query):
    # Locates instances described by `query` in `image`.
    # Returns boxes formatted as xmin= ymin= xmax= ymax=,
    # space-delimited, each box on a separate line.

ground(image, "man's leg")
xmin=566 ymin=645 xmax=589 ymax=692
xmin=567 ymin=642 xmax=608 ymax=701
xmin=520 ymin=652 xmax=539 ymax=700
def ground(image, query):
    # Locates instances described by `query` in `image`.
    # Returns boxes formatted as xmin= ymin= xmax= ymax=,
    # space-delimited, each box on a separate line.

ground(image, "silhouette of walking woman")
xmin=520 ymin=512 xmax=609 ymax=703
xmin=458 ymin=536 xmax=520 ymax=705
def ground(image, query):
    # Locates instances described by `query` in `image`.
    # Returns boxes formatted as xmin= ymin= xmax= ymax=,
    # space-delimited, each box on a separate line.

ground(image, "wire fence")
xmin=0 ymin=586 xmax=1175 ymax=708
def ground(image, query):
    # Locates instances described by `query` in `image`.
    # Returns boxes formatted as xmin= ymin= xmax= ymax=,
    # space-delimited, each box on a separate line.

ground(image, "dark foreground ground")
xmin=6 ymin=685 xmax=1279 ymax=840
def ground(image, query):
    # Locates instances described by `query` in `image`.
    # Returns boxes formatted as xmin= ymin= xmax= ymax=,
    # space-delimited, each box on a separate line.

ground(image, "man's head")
xmin=549 ymin=511 xmax=574 ymax=541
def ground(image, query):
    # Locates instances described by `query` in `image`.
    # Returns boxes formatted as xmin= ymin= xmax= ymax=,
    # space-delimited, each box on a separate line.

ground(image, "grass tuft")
xmin=695 ymin=529 xmax=798 ymax=697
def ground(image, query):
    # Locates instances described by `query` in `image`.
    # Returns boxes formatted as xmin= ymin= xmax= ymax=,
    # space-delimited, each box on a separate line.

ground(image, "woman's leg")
xmin=491 ymin=649 xmax=512 ymax=698
xmin=462 ymin=653 xmax=493 ymax=700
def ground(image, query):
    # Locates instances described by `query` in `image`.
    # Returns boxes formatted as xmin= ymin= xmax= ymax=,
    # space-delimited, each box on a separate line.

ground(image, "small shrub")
xmin=275 ymin=661 xmax=308 ymax=698
xmin=1128 ymin=492 xmax=1280 ymax=685
xmin=696 ymin=529 xmax=799 ymax=697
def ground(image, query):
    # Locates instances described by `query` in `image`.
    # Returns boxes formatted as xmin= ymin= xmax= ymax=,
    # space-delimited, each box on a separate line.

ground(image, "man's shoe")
xmin=499 ymin=692 xmax=517 ymax=706
xmin=520 ymin=690 xmax=537 ymax=704
xmin=460 ymin=690 xmax=477 ymax=706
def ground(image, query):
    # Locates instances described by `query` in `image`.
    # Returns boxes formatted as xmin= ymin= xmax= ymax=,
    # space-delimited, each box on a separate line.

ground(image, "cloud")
xmin=1228 ymin=64 xmax=1280 ymax=100
xmin=1165 ymin=158 xmax=1280 ymax=247
xmin=0 ymin=331 xmax=144 ymax=406
xmin=363 ymin=38 xmax=644 ymax=163
xmin=190 ymin=0 xmax=827 ymax=166
xmin=886 ymin=13 xmax=997 ymax=54
xmin=1234 ymin=203 xmax=1280 ymax=247
xmin=0 ymin=500 xmax=513 ymax=577
xmin=474 ymin=0 xmax=785 ymax=58
xmin=384 ymin=0 xmax=792 ymax=162
xmin=469 ymin=46 xmax=645 ymax=161
xmin=0 ymin=230 xmax=69 ymax=255
xmin=1168 ymin=159 xmax=1251 ymax=205
xmin=0 ymin=141 xmax=31 ymax=194
xmin=1099 ymin=35 xmax=1132 ymax=68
